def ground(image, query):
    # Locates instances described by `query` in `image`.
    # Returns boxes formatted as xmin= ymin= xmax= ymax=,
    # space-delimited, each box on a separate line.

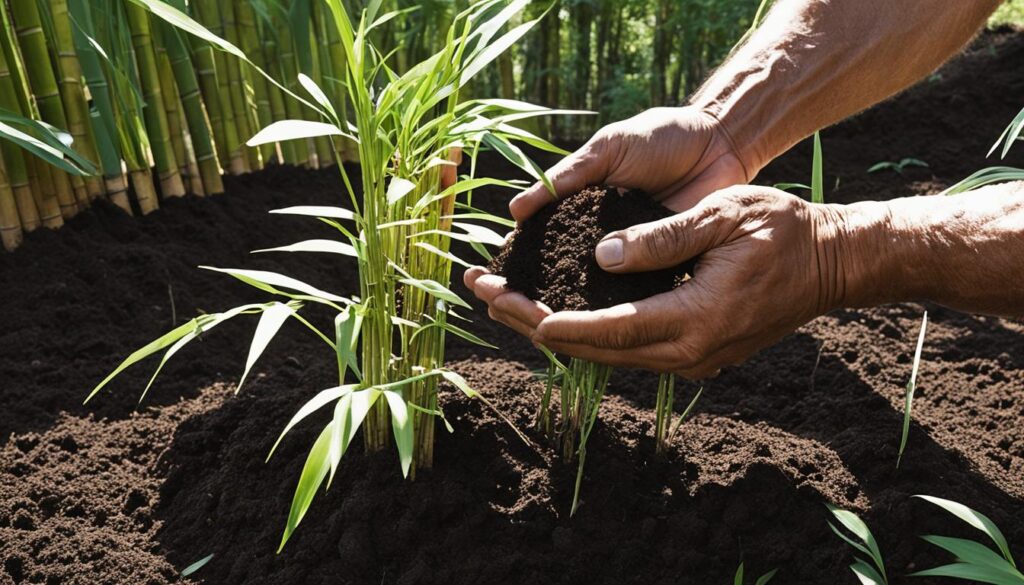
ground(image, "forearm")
xmin=691 ymin=0 xmax=999 ymax=179
xmin=837 ymin=182 xmax=1024 ymax=318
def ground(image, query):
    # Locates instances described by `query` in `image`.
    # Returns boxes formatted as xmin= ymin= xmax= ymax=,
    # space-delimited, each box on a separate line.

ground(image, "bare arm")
xmin=692 ymin=0 xmax=1001 ymax=179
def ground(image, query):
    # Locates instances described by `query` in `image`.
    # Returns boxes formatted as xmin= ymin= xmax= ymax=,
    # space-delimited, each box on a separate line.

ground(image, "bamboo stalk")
xmin=0 ymin=27 xmax=40 ymax=231
xmin=10 ymin=0 xmax=78 ymax=219
xmin=162 ymin=21 xmax=223 ymax=195
xmin=237 ymin=0 xmax=275 ymax=164
xmin=194 ymin=2 xmax=244 ymax=174
xmin=261 ymin=23 xmax=293 ymax=165
xmin=126 ymin=3 xmax=185 ymax=199
xmin=180 ymin=1 xmax=229 ymax=176
xmin=68 ymin=0 xmax=130 ymax=214
xmin=0 ymin=154 xmax=24 ymax=250
xmin=277 ymin=19 xmax=311 ymax=167
xmin=47 ymin=0 xmax=103 ymax=201
xmin=222 ymin=1 xmax=260 ymax=171
xmin=155 ymin=32 xmax=190 ymax=196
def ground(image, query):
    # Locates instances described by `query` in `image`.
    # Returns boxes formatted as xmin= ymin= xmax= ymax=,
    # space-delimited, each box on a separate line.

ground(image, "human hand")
xmin=467 ymin=186 xmax=877 ymax=378
xmin=508 ymin=106 xmax=749 ymax=222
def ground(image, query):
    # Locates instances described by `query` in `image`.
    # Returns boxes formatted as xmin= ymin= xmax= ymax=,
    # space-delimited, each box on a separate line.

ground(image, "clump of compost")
xmin=490 ymin=186 xmax=696 ymax=311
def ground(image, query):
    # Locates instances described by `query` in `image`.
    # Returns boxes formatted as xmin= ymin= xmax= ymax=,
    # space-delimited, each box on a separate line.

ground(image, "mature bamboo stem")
xmin=222 ymin=2 xmax=259 ymax=171
xmin=47 ymin=0 xmax=103 ymax=201
xmin=67 ymin=0 xmax=129 ymax=213
xmin=180 ymin=1 xmax=228 ymax=174
xmin=0 ymin=28 xmax=40 ymax=231
xmin=193 ymin=2 xmax=244 ymax=174
xmin=261 ymin=28 xmax=293 ymax=165
xmin=156 ymin=3 xmax=222 ymax=195
xmin=155 ymin=35 xmax=189 ymax=197
xmin=236 ymin=0 xmax=274 ymax=164
xmin=10 ymin=0 xmax=78 ymax=218
xmin=0 ymin=154 xmax=23 ymax=250
xmin=277 ymin=20 xmax=311 ymax=167
xmin=126 ymin=3 xmax=185 ymax=199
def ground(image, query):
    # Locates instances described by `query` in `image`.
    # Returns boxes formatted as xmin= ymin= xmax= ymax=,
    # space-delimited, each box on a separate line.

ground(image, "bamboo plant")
xmin=87 ymin=0 xmax=577 ymax=549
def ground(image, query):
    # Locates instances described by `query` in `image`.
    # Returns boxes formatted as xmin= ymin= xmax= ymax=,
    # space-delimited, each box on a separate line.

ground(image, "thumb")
xmin=509 ymin=139 xmax=609 ymax=223
xmin=595 ymin=205 xmax=723 ymax=273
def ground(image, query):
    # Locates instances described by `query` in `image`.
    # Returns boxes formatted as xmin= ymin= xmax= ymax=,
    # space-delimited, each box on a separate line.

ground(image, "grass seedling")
xmin=774 ymin=131 xmax=826 ymax=203
xmin=827 ymin=504 xmax=890 ymax=585
xmin=868 ymin=158 xmax=929 ymax=175
xmin=911 ymin=495 xmax=1023 ymax=584
xmin=989 ymin=104 xmax=1024 ymax=159
xmin=87 ymin=0 xmax=579 ymax=550
xmin=733 ymin=562 xmax=778 ymax=585
xmin=897 ymin=311 xmax=928 ymax=467
xmin=654 ymin=373 xmax=702 ymax=455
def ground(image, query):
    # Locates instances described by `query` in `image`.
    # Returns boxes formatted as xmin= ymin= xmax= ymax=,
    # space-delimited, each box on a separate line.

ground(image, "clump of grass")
xmin=87 ymin=0 xmax=577 ymax=550
xmin=897 ymin=311 xmax=928 ymax=467
xmin=654 ymin=373 xmax=702 ymax=455
xmin=733 ymin=562 xmax=778 ymax=585
xmin=827 ymin=504 xmax=890 ymax=585
xmin=911 ymin=495 xmax=1023 ymax=584
xmin=868 ymin=158 xmax=929 ymax=175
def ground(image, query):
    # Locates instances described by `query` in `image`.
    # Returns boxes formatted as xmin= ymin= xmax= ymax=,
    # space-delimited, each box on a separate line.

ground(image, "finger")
xmin=661 ymin=155 xmax=747 ymax=212
xmin=488 ymin=307 xmax=538 ymax=338
xmin=594 ymin=200 xmax=728 ymax=274
xmin=463 ymin=266 xmax=488 ymax=292
xmin=538 ymin=335 xmax=730 ymax=379
xmin=533 ymin=290 xmax=692 ymax=350
xmin=491 ymin=290 xmax=552 ymax=330
xmin=509 ymin=140 xmax=607 ymax=223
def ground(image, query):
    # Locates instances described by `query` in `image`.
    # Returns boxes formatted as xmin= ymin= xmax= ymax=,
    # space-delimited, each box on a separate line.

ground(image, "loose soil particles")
xmin=490 ymin=186 xmax=694 ymax=311
xmin=2 ymin=29 xmax=1024 ymax=585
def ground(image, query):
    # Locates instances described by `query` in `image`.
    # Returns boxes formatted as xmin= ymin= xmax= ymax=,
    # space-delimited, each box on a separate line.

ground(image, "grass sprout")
xmin=911 ymin=495 xmax=1023 ymax=584
xmin=654 ymin=373 xmax=702 ymax=455
xmin=827 ymin=504 xmax=890 ymax=585
xmin=897 ymin=311 xmax=928 ymax=467
xmin=867 ymin=158 xmax=929 ymax=175
xmin=733 ymin=562 xmax=778 ymax=585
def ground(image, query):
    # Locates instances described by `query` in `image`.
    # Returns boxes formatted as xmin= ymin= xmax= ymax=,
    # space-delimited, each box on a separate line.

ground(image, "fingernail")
xmin=595 ymin=237 xmax=624 ymax=268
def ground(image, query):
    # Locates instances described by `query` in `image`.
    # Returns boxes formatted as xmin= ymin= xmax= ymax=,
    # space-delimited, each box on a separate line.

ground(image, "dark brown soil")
xmin=489 ymin=186 xmax=694 ymax=311
xmin=2 ymin=29 xmax=1024 ymax=585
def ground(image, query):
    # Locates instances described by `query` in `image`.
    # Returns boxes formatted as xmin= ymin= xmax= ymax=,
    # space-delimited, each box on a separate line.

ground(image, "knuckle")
xmin=636 ymin=221 xmax=687 ymax=265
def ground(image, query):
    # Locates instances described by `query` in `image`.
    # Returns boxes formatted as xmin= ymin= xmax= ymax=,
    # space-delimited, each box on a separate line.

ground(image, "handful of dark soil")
xmin=489 ymin=186 xmax=696 ymax=312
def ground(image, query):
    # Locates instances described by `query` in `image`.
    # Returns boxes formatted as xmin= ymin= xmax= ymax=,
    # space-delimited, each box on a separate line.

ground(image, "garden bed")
xmin=1 ymin=29 xmax=1023 ymax=585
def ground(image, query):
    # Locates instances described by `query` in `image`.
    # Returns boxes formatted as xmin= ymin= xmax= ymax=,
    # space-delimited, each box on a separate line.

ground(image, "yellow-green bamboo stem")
xmin=277 ymin=22 xmax=311 ymax=167
xmin=221 ymin=2 xmax=259 ymax=171
xmin=320 ymin=7 xmax=356 ymax=162
xmin=186 ymin=15 xmax=229 ymax=174
xmin=156 ymin=42 xmax=190 ymax=197
xmin=129 ymin=168 xmax=159 ymax=214
xmin=0 ymin=154 xmax=23 ymax=250
xmin=194 ymin=2 xmax=244 ymax=174
xmin=47 ymin=0 xmax=103 ymax=201
xmin=104 ymin=172 xmax=131 ymax=214
xmin=28 ymin=158 xmax=64 ymax=227
xmin=261 ymin=30 xmax=293 ymax=165
xmin=308 ymin=26 xmax=332 ymax=169
xmin=237 ymin=0 xmax=274 ymax=164
xmin=126 ymin=3 xmax=184 ymax=199
xmin=10 ymin=0 xmax=78 ymax=218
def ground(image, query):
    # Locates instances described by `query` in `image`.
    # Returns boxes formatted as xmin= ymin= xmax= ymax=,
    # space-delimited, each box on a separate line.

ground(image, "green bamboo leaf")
xmin=413 ymin=241 xmax=472 ymax=269
xmin=989 ymin=105 xmax=1024 ymax=159
xmin=914 ymin=496 xmax=1015 ymax=565
xmin=328 ymin=388 xmax=380 ymax=484
xmin=266 ymin=384 xmax=357 ymax=461
xmin=920 ymin=536 xmax=1023 ymax=575
xmin=827 ymin=505 xmax=887 ymax=582
xmin=898 ymin=311 xmax=928 ymax=467
xmin=482 ymin=132 xmax=553 ymax=195
xmin=452 ymin=221 xmax=507 ymax=247
xmin=911 ymin=563 xmax=1024 ymax=584
xmin=247 ymin=120 xmax=349 ymax=146
xmin=383 ymin=390 xmax=414 ymax=477
xmin=0 ymin=118 xmax=94 ymax=176
xmin=201 ymin=267 xmax=350 ymax=305
xmin=444 ymin=212 xmax=516 ymax=229
xmin=867 ymin=162 xmax=896 ymax=174
xmin=297 ymin=73 xmax=338 ymax=121
xmin=270 ymin=205 xmax=355 ymax=221
xmin=278 ymin=423 xmax=333 ymax=552
xmin=237 ymin=303 xmax=294 ymax=394
xmin=850 ymin=559 xmax=888 ymax=585
xmin=387 ymin=177 xmax=417 ymax=205
xmin=440 ymin=370 xmax=477 ymax=398
xmin=398 ymin=277 xmax=471 ymax=309
xmin=334 ymin=307 xmax=362 ymax=384
xmin=181 ymin=554 xmax=214 ymax=577
xmin=253 ymin=239 xmax=358 ymax=257
xmin=734 ymin=563 xmax=744 ymax=585
xmin=941 ymin=167 xmax=1024 ymax=195
xmin=460 ymin=18 xmax=539 ymax=87
xmin=755 ymin=569 xmax=778 ymax=585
